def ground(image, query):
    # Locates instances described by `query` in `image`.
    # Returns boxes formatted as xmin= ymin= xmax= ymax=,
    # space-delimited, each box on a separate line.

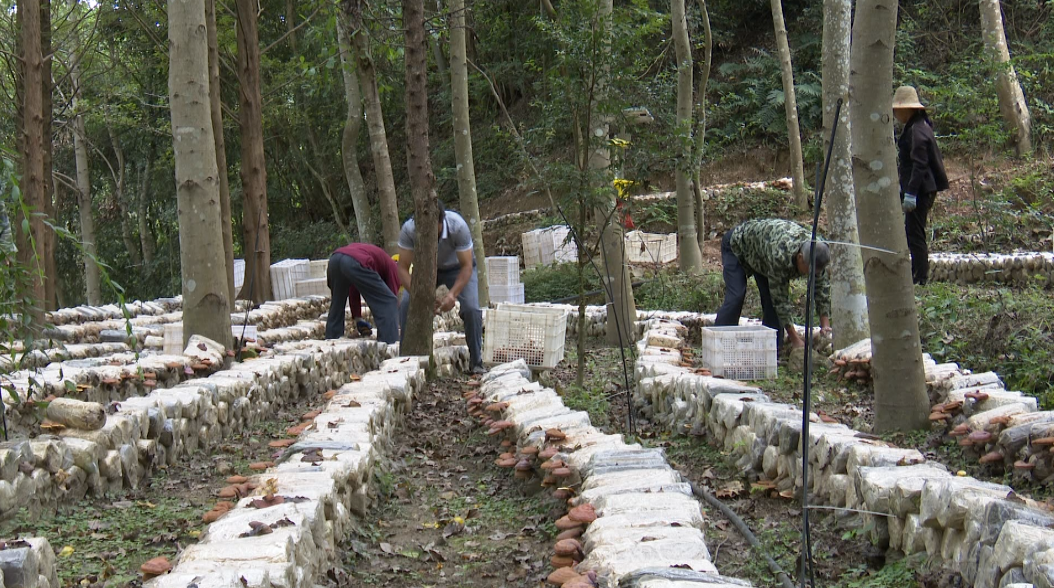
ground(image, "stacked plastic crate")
xmin=485 ymin=256 xmax=523 ymax=304
xmin=521 ymin=226 xmax=577 ymax=268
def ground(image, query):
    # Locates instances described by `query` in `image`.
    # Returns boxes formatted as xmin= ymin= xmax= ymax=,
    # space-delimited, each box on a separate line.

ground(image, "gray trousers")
xmin=326 ymin=252 xmax=399 ymax=344
xmin=398 ymin=265 xmax=483 ymax=368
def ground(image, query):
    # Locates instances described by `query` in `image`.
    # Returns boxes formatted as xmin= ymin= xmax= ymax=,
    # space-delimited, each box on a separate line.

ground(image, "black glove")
xmin=355 ymin=319 xmax=373 ymax=337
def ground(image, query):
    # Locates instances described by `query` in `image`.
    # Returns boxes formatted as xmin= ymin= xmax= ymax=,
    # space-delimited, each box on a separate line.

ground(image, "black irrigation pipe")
xmin=690 ymin=481 xmax=796 ymax=588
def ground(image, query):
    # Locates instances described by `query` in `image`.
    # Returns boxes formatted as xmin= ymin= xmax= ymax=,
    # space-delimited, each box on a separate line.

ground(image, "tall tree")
xmin=822 ymin=0 xmax=869 ymax=348
xmin=691 ymin=0 xmax=712 ymax=250
xmin=770 ymin=0 xmax=807 ymax=208
xmin=136 ymin=154 xmax=157 ymax=267
xmin=850 ymin=0 xmax=929 ymax=432
xmin=979 ymin=0 xmax=1031 ymax=156
xmin=235 ymin=0 xmax=272 ymax=303
xmin=205 ymin=0 xmax=236 ymax=303
xmin=346 ymin=0 xmax=401 ymax=253
xmin=168 ymin=0 xmax=233 ymax=348
xmin=672 ymin=0 xmax=702 ymax=273
xmin=336 ymin=13 xmax=374 ymax=243
xmin=70 ymin=52 xmax=101 ymax=304
xmin=449 ymin=0 xmax=489 ymax=307
xmin=402 ymin=0 xmax=439 ymax=357
xmin=16 ymin=0 xmax=48 ymax=325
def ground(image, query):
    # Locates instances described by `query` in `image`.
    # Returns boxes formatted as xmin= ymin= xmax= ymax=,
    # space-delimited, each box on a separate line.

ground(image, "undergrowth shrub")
xmin=522 ymin=263 xmax=602 ymax=304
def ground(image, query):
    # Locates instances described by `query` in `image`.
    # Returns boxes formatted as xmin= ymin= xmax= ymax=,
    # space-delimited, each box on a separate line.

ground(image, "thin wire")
xmin=800 ymin=97 xmax=842 ymax=588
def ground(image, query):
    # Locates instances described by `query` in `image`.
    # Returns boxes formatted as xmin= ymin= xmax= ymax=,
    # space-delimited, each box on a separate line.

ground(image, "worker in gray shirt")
xmin=396 ymin=203 xmax=485 ymax=374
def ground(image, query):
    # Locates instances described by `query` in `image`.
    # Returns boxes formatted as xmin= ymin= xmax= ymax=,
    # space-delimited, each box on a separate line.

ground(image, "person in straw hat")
xmin=893 ymin=85 xmax=949 ymax=285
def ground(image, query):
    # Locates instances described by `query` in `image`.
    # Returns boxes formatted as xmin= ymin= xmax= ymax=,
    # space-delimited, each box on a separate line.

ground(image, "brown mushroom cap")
xmin=563 ymin=579 xmax=595 ymax=588
xmin=555 ymin=527 xmax=584 ymax=541
xmin=1014 ymin=460 xmax=1035 ymax=470
xmin=968 ymin=430 xmax=993 ymax=444
xmin=515 ymin=459 xmax=533 ymax=471
xmin=547 ymin=567 xmax=582 ymax=585
xmin=979 ymin=451 xmax=1004 ymax=464
xmin=539 ymin=446 xmax=559 ymax=460
xmin=554 ymin=538 xmax=583 ymax=556
xmin=545 ymin=428 xmax=567 ymax=441
xmin=541 ymin=459 xmax=565 ymax=471
xmin=555 ymin=515 xmax=584 ymax=531
xmin=568 ymin=503 xmax=597 ymax=523
xmin=496 ymin=457 xmax=518 ymax=468
xmin=551 ymin=554 xmax=576 ymax=568
xmin=140 ymin=556 xmax=172 ymax=577
xmin=552 ymin=488 xmax=572 ymax=501
xmin=521 ymin=446 xmax=540 ymax=456
xmin=485 ymin=402 xmax=508 ymax=412
xmin=552 ymin=467 xmax=573 ymax=477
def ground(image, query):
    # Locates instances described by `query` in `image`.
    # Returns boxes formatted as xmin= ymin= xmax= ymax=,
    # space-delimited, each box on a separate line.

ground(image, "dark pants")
xmin=325 ymin=252 xmax=399 ymax=344
xmin=714 ymin=231 xmax=783 ymax=349
xmin=398 ymin=265 xmax=483 ymax=368
xmin=904 ymin=192 xmax=935 ymax=285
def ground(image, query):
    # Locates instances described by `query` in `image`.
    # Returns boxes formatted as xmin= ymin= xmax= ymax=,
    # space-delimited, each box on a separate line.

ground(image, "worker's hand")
xmin=355 ymin=319 xmax=373 ymax=337
xmin=436 ymin=293 xmax=457 ymax=314
xmin=902 ymin=193 xmax=917 ymax=213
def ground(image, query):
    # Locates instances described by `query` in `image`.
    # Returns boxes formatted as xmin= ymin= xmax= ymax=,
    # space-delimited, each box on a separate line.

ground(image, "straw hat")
xmin=892 ymin=85 xmax=925 ymax=110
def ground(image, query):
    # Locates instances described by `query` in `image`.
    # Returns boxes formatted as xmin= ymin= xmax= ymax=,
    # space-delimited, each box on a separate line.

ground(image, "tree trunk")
xmin=168 ymin=0 xmax=233 ymax=349
xmin=426 ymin=0 xmax=447 ymax=76
xmin=205 ymin=0 xmax=236 ymax=304
xmin=108 ymin=125 xmax=142 ymax=268
xmin=770 ymin=0 xmax=807 ymax=208
xmin=137 ymin=155 xmax=157 ymax=267
xmin=822 ymin=0 xmax=869 ymax=349
xmin=17 ymin=0 xmax=48 ymax=325
xmin=673 ymin=0 xmax=702 ymax=273
xmin=336 ymin=13 xmax=375 ymax=243
xmin=449 ymin=0 xmax=488 ymax=307
xmin=593 ymin=0 xmax=636 ymax=346
xmin=850 ymin=0 xmax=929 ymax=432
xmin=346 ymin=0 xmax=401 ymax=253
xmin=402 ymin=0 xmax=438 ymax=357
xmin=305 ymin=126 xmax=351 ymax=239
xmin=235 ymin=0 xmax=272 ymax=303
xmin=71 ymin=67 xmax=101 ymax=305
xmin=979 ymin=0 xmax=1031 ymax=156
xmin=41 ymin=0 xmax=57 ymax=311
xmin=691 ymin=0 xmax=712 ymax=250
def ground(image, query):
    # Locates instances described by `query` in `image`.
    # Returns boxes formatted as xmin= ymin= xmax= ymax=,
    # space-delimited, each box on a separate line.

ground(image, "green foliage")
xmin=269 ymin=220 xmax=347 ymax=261
xmin=521 ymin=263 xmax=602 ymax=304
xmin=634 ymin=269 xmax=725 ymax=314
xmin=843 ymin=558 xmax=918 ymax=588
xmin=708 ymin=185 xmax=795 ymax=230
xmin=918 ymin=282 xmax=1054 ymax=404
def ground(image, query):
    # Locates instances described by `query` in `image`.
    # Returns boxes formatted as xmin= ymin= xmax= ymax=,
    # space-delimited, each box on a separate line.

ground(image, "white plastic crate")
xmin=163 ymin=323 xmax=259 ymax=354
xmin=700 ymin=325 xmax=777 ymax=380
xmin=269 ymin=259 xmax=310 ymax=300
xmin=233 ymin=259 xmax=246 ymax=291
xmin=295 ymin=278 xmax=329 ymax=297
xmin=485 ymin=256 xmax=521 ymax=286
xmin=521 ymin=226 xmax=577 ymax=268
xmin=308 ymin=259 xmax=329 ymax=280
xmin=625 ymin=231 xmax=677 ymax=264
xmin=489 ymin=283 xmax=525 ymax=305
xmin=484 ymin=307 xmax=567 ymax=369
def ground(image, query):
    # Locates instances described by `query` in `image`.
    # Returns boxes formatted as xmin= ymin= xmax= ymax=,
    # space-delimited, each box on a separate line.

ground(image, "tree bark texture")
xmin=41 ymin=0 xmax=57 ymax=311
xmin=822 ymin=0 xmax=869 ymax=349
xmin=594 ymin=0 xmax=636 ymax=346
xmin=205 ymin=0 xmax=236 ymax=304
xmin=235 ymin=0 xmax=272 ymax=303
xmin=849 ymin=0 xmax=929 ymax=432
xmin=336 ymin=13 xmax=375 ymax=243
xmin=691 ymin=0 xmax=712 ymax=249
xmin=770 ymin=0 xmax=807 ymax=208
xmin=449 ymin=0 xmax=489 ymax=307
xmin=17 ymin=0 xmax=48 ymax=325
xmin=108 ymin=125 xmax=142 ymax=268
xmin=137 ymin=155 xmax=157 ymax=267
xmin=979 ymin=0 xmax=1031 ymax=156
xmin=168 ymin=0 xmax=233 ymax=348
xmin=673 ymin=0 xmax=702 ymax=273
xmin=402 ymin=0 xmax=438 ymax=357
xmin=71 ymin=62 xmax=101 ymax=305
xmin=346 ymin=0 xmax=401 ymax=253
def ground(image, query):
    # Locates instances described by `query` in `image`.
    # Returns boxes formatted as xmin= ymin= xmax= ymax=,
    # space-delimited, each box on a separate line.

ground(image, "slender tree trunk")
xmin=108 ymin=125 xmax=142 ymax=268
xmin=850 ymin=0 xmax=929 ymax=432
xmin=691 ymin=0 xmax=711 ymax=249
xmin=305 ymin=126 xmax=351 ymax=239
xmin=426 ymin=0 xmax=447 ymax=76
xmin=168 ymin=0 xmax=232 ymax=348
xmin=402 ymin=0 xmax=438 ymax=357
xmin=71 ymin=72 xmax=101 ymax=305
xmin=137 ymin=155 xmax=156 ymax=267
xmin=822 ymin=0 xmax=869 ymax=348
xmin=593 ymin=0 xmax=635 ymax=346
xmin=770 ymin=0 xmax=807 ymax=207
xmin=336 ymin=14 xmax=375 ymax=243
xmin=17 ymin=0 xmax=48 ymax=324
xmin=979 ymin=0 xmax=1031 ymax=156
xmin=673 ymin=0 xmax=702 ymax=273
xmin=346 ymin=0 xmax=401 ymax=253
xmin=235 ymin=0 xmax=272 ymax=303
xmin=449 ymin=0 xmax=488 ymax=307
xmin=205 ymin=0 xmax=236 ymax=303
xmin=41 ymin=0 xmax=57 ymax=310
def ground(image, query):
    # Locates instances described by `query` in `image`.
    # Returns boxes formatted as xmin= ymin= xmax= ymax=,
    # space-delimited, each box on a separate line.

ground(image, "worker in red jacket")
xmin=326 ymin=243 xmax=402 ymax=344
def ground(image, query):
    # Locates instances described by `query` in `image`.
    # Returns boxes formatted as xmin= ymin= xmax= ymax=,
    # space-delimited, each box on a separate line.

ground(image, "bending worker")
xmin=714 ymin=218 xmax=831 ymax=351
xmin=396 ymin=203 xmax=485 ymax=375
xmin=325 ymin=242 xmax=401 ymax=344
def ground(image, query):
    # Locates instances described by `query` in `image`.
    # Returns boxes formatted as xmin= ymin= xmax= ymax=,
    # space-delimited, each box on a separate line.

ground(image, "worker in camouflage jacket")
xmin=714 ymin=218 xmax=831 ymax=351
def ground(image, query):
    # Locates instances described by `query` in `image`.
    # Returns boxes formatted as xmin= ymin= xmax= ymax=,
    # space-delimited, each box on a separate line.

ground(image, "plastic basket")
xmin=308 ymin=259 xmax=329 ymax=280
xmin=163 ymin=323 xmax=258 ymax=355
xmin=295 ymin=278 xmax=329 ymax=297
xmin=489 ymin=283 xmax=525 ymax=305
xmin=269 ymin=259 xmax=310 ymax=300
xmin=521 ymin=226 xmax=577 ymax=268
xmin=484 ymin=307 xmax=567 ymax=369
xmin=233 ymin=259 xmax=246 ymax=291
xmin=485 ymin=256 xmax=521 ymax=286
xmin=625 ymin=231 xmax=677 ymax=264
xmin=700 ymin=325 xmax=777 ymax=380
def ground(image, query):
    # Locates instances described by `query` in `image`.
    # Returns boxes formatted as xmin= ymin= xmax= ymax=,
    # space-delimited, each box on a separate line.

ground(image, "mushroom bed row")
xmin=471 ymin=357 xmax=752 ymax=588
xmin=929 ymin=252 xmax=1054 ymax=287
xmin=635 ymin=320 xmax=1054 ymax=588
